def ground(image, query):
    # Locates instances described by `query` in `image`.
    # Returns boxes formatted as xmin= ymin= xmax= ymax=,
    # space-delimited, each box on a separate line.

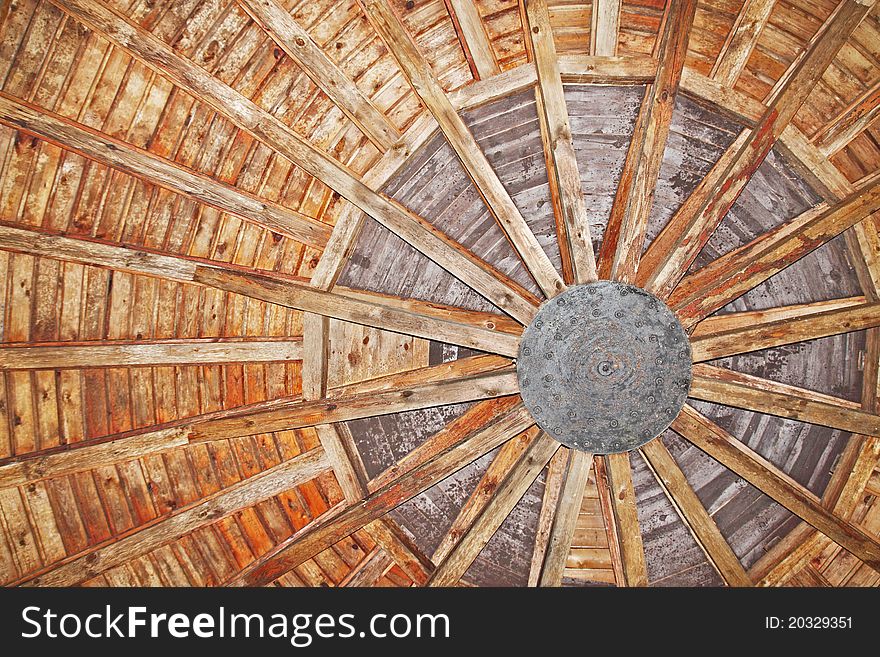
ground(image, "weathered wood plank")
xmin=527 ymin=446 xmax=568 ymax=586
xmin=427 ymin=431 xmax=558 ymax=585
xmin=340 ymin=547 xmax=394 ymax=587
xmin=0 ymin=339 xmax=303 ymax=370
xmin=690 ymin=302 xmax=880 ymax=362
xmin=597 ymin=0 xmax=697 ymax=282
xmin=19 ymin=447 xmax=330 ymax=586
xmin=236 ymin=0 xmax=401 ymax=151
xmin=591 ymin=0 xmax=621 ymax=56
xmin=813 ymin=79 xmax=880 ymax=157
xmin=640 ymin=437 xmax=752 ymax=586
xmin=673 ymin=404 xmax=880 ymax=572
xmin=691 ymin=297 xmax=867 ymax=337
xmin=690 ymin=364 xmax=880 ymax=437
xmin=524 ymin=0 xmax=598 ymax=284
xmin=710 ymin=0 xmax=776 ymax=87
xmin=605 ymin=452 xmax=647 ymax=586
xmin=444 ymin=0 xmax=500 ymax=80
xmin=0 ymin=92 xmax=330 ymax=248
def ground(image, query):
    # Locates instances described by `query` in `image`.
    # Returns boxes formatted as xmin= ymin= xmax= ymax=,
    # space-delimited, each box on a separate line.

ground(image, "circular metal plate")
xmin=517 ymin=281 xmax=692 ymax=454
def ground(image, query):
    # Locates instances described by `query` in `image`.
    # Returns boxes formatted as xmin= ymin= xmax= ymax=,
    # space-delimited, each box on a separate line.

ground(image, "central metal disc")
xmin=517 ymin=281 xmax=692 ymax=454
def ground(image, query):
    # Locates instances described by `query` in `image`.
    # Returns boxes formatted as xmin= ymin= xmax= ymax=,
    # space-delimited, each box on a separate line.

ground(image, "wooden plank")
xmin=638 ymin=0 xmax=875 ymax=298
xmin=433 ymin=426 xmax=540 ymax=563
xmin=527 ymin=446 xmax=568 ymax=586
xmin=597 ymin=0 xmax=697 ymax=282
xmin=523 ymin=0 xmax=598 ymax=285
xmin=18 ymin=447 xmax=330 ymax=586
xmin=444 ymin=0 xmax=500 ymax=80
xmin=313 ymin=424 xmax=367 ymax=504
xmin=690 ymin=302 xmax=880 ymax=362
xmin=51 ymin=0 xmax=537 ymax=324
xmin=194 ymin=266 xmax=521 ymax=357
xmin=640 ymin=438 xmax=751 ymax=586
xmin=710 ymin=0 xmax=776 ymax=87
xmin=361 ymin=0 xmax=564 ymax=298
xmin=813 ymin=79 xmax=880 ymax=157
xmin=591 ymin=0 xmax=621 ymax=56
xmin=363 ymin=518 xmax=434 ymax=585
xmin=558 ymin=55 xmax=658 ymax=84
xmin=691 ymin=297 xmax=867 ymax=337
xmin=673 ymin=404 xmax=880 ymax=572
xmin=0 ymin=92 xmax=330 ymax=248
xmin=593 ymin=454 xmax=625 ymax=585
xmin=605 ymin=452 xmax=647 ymax=586
xmin=428 ymin=432 xmax=559 ymax=585
xmin=226 ymin=403 xmax=537 ymax=585
xmin=538 ymin=448 xmax=592 ymax=586
xmin=340 ymin=547 xmax=394 ymax=587
xmin=669 ymin=180 xmax=880 ymax=327
xmin=0 ymin=338 xmax=303 ymax=370
xmin=690 ymin=364 xmax=880 ymax=437
xmin=236 ymin=0 xmax=400 ymax=152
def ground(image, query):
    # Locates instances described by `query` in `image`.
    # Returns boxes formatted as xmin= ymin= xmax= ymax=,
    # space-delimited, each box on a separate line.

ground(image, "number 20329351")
xmin=765 ymin=617 xmax=852 ymax=630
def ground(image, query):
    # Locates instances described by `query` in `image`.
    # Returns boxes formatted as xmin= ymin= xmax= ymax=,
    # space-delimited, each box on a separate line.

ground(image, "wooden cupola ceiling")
xmin=1 ymin=0 xmax=880 ymax=589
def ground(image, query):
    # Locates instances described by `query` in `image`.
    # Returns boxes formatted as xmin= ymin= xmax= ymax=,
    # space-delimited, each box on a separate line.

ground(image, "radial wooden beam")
xmin=604 ymin=451 xmax=648 ymax=586
xmin=0 ymin=93 xmax=331 ymax=248
xmin=591 ymin=0 xmax=621 ymax=56
xmin=227 ymin=402 xmax=537 ymax=586
xmin=669 ymin=179 xmax=880 ymax=326
xmin=690 ymin=296 xmax=867 ymax=337
xmin=710 ymin=0 xmax=776 ymax=87
xmin=597 ymin=0 xmax=697 ymax=282
xmin=361 ymin=0 xmax=564 ymax=298
xmin=428 ymin=431 xmax=559 ymax=585
xmin=813 ymin=79 xmax=880 ymax=157
xmin=51 ymin=0 xmax=537 ymax=324
xmin=673 ymin=404 xmax=880 ymax=571
xmin=637 ymin=0 xmax=875 ymax=298
xmin=593 ymin=454 xmax=626 ymax=585
xmin=690 ymin=302 xmax=880 ymax=362
xmin=432 ymin=426 xmax=540 ymax=563
xmin=340 ymin=547 xmax=394 ymax=587
xmin=0 ymin=338 xmax=303 ymax=371
xmin=0 ymin=355 xmax=513 ymax=487
xmin=18 ymin=447 xmax=330 ymax=586
xmin=538 ymin=448 xmax=592 ymax=586
xmin=690 ymin=364 xmax=880 ymax=436
xmin=444 ymin=0 xmax=500 ymax=80
xmin=523 ymin=0 xmax=598 ymax=285
xmin=193 ymin=266 xmax=522 ymax=357
xmin=235 ymin=0 xmax=401 ymax=152
xmin=640 ymin=438 xmax=752 ymax=586
xmin=527 ymin=446 xmax=569 ymax=586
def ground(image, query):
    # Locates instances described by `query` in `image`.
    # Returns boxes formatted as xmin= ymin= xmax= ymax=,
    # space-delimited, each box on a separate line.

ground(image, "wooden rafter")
xmin=638 ymin=0 xmax=875 ymax=298
xmin=812 ymin=78 xmax=880 ymax=157
xmin=235 ymin=0 xmax=401 ymax=152
xmin=428 ymin=432 xmax=558 ymax=585
xmin=591 ymin=0 xmax=621 ymax=56
xmin=50 ymin=0 xmax=537 ymax=323
xmin=690 ymin=364 xmax=880 ymax=437
xmin=559 ymin=55 xmax=658 ymax=84
xmin=538 ymin=448 xmax=592 ymax=586
xmin=18 ymin=447 xmax=331 ymax=586
xmin=361 ymin=0 xmax=564 ymax=298
xmin=0 ymin=93 xmax=331 ymax=248
xmin=640 ymin=438 xmax=751 ymax=586
xmin=669 ymin=179 xmax=880 ymax=326
xmin=340 ymin=547 xmax=394 ymax=587
xmin=523 ymin=0 xmax=598 ymax=285
xmin=690 ymin=302 xmax=880 ymax=362
xmin=527 ymin=447 xmax=569 ymax=585
xmin=193 ymin=266 xmax=522 ymax=357
xmin=673 ymin=405 xmax=880 ymax=571
xmin=0 ymin=338 xmax=303 ymax=370
xmin=363 ymin=518 xmax=435 ymax=585
xmin=227 ymin=402 xmax=537 ymax=585
xmin=444 ymin=0 xmax=500 ymax=80
xmin=710 ymin=0 xmax=776 ymax=87
xmin=604 ymin=452 xmax=647 ymax=586
xmin=0 ymin=355 xmax=512 ymax=486
xmin=597 ymin=0 xmax=697 ymax=282
xmin=593 ymin=455 xmax=627 ymax=585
